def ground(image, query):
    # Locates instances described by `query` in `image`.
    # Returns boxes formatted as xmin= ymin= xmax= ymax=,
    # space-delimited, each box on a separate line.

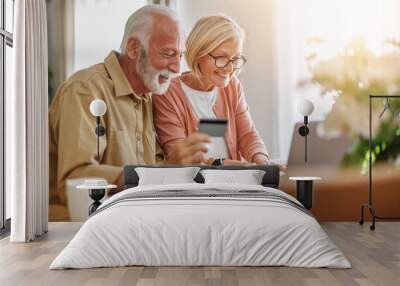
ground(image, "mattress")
xmin=50 ymin=183 xmax=351 ymax=269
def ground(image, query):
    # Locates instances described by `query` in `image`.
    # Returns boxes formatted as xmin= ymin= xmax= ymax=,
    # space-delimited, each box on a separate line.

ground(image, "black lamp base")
xmin=296 ymin=180 xmax=314 ymax=210
xmin=88 ymin=188 xmax=105 ymax=215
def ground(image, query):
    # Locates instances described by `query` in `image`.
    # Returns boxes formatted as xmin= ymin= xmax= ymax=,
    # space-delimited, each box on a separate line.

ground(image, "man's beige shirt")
xmin=49 ymin=51 xmax=162 ymax=204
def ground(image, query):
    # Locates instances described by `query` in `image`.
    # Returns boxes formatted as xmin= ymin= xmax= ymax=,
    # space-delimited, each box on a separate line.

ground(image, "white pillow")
xmin=135 ymin=167 xmax=201 ymax=186
xmin=200 ymin=169 xmax=266 ymax=185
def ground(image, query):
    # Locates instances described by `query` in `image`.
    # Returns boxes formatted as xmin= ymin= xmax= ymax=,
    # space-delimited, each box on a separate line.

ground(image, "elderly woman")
xmin=153 ymin=15 xmax=269 ymax=166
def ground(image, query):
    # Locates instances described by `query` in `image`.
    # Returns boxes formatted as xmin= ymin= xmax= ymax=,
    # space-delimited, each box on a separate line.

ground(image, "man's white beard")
xmin=136 ymin=48 xmax=179 ymax=94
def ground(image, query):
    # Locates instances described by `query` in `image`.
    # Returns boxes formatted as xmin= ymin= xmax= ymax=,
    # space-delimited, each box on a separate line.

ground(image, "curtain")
xmin=8 ymin=0 xmax=48 ymax=242
xmin=47 ymin=0 xmax=75 ymax=104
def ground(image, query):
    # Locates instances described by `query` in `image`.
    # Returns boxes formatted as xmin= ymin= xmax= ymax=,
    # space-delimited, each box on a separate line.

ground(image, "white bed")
xmin=50 ymin=183 xmax=351 ymax=269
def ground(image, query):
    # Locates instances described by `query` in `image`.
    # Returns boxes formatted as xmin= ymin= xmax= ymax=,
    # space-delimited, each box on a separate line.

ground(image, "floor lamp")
xmin=359 ymin=95 xmax=400 ymax=230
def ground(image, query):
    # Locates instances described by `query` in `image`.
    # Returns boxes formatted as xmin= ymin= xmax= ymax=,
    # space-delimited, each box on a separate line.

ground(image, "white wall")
xmin=177 ymin=0 xmax=280 ymax=158
xmin=72 ymin=0 xmax=147 ymax=74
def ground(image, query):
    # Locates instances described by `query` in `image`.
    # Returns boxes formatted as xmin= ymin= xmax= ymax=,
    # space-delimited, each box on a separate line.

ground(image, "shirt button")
xmin=136 ymin=135 xmax=141 ymax=141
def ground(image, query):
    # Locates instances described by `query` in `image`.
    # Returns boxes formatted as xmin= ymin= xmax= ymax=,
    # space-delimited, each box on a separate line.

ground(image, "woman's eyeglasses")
xmin=208 ymin=53 xmax=247 ymax=70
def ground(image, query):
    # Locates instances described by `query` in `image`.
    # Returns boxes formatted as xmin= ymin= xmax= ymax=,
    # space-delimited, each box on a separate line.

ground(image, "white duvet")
xmin=50 ymin=183 xmax=350 ymax=269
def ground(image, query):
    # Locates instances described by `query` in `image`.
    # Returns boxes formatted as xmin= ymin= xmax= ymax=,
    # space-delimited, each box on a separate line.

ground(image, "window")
xmin=0 ymin=0 xmax=14 ymax=234
xmin=275 ymin=0 xmax=400 ymax=159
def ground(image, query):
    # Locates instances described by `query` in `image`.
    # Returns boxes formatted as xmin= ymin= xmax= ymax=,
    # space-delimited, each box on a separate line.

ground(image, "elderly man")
xmin=49 ymin=5 xmax=209 ymax=204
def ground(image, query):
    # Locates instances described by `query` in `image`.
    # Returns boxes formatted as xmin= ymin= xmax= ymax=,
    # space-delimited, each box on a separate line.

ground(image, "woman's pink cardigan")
xmin=152 ymin=76 xmax=269 ymax=161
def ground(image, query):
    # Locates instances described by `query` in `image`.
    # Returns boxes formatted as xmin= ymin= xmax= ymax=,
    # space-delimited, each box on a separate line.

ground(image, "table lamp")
xmin=297 ymin=99 xmax=314 ymax=162
xmin=89 ymin=99 xmax=107 ymax=161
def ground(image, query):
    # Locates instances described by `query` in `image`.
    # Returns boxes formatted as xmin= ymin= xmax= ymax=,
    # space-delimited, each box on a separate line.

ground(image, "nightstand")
xmin=289 ymin=176 xmax=321 ymax=210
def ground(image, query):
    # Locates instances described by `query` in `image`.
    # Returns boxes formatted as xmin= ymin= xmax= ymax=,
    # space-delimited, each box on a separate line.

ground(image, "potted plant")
xmin=302 ymin=39 xmax=400 ymax=172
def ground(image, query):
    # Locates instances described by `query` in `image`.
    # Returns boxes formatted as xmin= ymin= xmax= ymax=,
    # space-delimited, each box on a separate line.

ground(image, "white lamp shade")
xmin=298 ymin=99 xmax=314 ymax=116
xmin=90 ymin=99 xmax=107 ymax=117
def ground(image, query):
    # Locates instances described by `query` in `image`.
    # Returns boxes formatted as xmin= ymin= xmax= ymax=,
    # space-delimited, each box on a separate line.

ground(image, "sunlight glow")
xmin=300 ymin=0 xmax=400 ymax=57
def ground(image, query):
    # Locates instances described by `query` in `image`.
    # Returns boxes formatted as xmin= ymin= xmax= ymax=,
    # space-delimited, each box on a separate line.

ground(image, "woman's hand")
xmin=252 ymin=153 xmax=270 ymax=165
xmin=252 ymin=154 xmax=287 ymax=172
xmin=166 ymin=133 xmax=211 ymax=165
xmin=274 ymin=162 xmax=288 ymax=172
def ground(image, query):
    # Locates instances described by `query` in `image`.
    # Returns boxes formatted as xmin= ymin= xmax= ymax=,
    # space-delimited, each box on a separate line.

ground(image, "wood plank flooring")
xmin=0 ymin=222 xmax=399 ymax=286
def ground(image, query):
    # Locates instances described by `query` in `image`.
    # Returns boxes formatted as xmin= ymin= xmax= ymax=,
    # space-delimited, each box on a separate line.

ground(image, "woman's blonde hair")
xmin=185 ymin=15 xmax=245 ymax=79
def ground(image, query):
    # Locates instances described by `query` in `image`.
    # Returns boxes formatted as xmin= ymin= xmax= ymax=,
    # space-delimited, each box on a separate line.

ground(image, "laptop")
xmin=287 ymin=121 xmax=352 ymax=170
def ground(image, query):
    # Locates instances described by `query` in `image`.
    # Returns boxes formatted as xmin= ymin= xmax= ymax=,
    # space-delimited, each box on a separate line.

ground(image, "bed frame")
xmin=123 ymin=165 xmax=280 ymax=189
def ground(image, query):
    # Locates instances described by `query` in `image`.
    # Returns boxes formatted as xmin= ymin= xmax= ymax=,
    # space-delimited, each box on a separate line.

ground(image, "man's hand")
xmin=166 ymin=133 xmax=211 ymax=165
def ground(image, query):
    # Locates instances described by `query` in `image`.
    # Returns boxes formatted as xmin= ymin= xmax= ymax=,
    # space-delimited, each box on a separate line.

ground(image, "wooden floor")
xmin=0 ymin=222 xmax=399 ymax=286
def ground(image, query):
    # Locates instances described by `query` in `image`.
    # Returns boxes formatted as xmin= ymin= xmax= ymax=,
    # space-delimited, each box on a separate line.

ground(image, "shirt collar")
xmin=104 ymin=51 xmax=150 ymax=102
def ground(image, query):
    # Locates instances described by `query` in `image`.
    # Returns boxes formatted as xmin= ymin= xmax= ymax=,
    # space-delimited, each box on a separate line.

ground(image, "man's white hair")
xmin=120 ymin=5 xmax=179 ymax=53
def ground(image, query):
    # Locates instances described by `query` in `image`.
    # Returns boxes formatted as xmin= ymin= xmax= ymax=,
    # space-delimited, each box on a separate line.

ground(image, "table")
xmin=289 ymin=176 xmax=321 ymax=209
